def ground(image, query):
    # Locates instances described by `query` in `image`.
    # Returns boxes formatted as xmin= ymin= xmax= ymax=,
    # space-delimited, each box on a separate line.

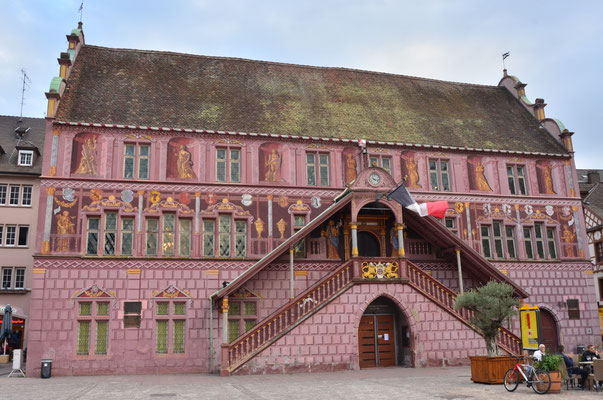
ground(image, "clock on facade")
xmin=368 ymin=172 xmax=381 ymax=186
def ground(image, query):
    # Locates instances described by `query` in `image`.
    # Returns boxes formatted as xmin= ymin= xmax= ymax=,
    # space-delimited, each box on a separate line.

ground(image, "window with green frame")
xmin=77 ymin=301 xmax=110 ymax=356
xmin=228 ymin=300 xmax=258 ymax=342
xmin=155 ymin=301 xmax=187 ymax=354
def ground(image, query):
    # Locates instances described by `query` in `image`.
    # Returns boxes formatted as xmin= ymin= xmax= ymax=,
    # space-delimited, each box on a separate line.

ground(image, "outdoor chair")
xmin=562 ymin=363 xmax=577 ymax=390
xmin=592 ymin=359 xmax=603 ymax=392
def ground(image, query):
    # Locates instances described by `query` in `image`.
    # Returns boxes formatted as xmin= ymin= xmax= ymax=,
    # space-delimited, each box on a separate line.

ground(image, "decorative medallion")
xmin=524 ymin=205 xmax=533 ymax=216
xmin=311 ymin=196 xmax=322 ymax=208
xmin=149 ymin=191 xmax=161 ymax=204
xmin=62 ymin=188 xmax=75 ymax=202
xmin=289 ymin=200 xmax=310 ymax=213
xmin=241 ymin=194 xmax=252 ymax=207
xmin=90 ymin=189 xmax=102 ymax=202
xmin=502 ymin=204 xmax=512 ymax=216
xmin=279 ymin=196 xmax=288 ymax=207
xmin=179 ymin=192 xmax=191 ymax=205
xmin=206 ymin=193 xmax=216 ymax=205
xmin=121 ymin=190 xmax=134 ymax=203
xmin=482 ymin=203 xmax=491 ymax=215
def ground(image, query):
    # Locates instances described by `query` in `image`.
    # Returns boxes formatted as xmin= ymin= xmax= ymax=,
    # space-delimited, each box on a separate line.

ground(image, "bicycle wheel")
xmin=503 ymin=368 xmax=519 ymax=392
xmin=532 ymin=370 xmax=551 ymax=394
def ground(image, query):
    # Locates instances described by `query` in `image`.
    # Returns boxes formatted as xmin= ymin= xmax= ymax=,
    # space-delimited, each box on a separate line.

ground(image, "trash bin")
xmin=41 ymin=359 xmax=52 ymax=379
xmin=577 ymin=345 xmax=586 ymax=354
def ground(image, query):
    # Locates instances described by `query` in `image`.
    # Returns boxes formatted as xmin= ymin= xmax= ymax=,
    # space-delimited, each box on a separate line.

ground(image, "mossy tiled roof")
xmin=57 ymin=45 xmax=568 ymax=155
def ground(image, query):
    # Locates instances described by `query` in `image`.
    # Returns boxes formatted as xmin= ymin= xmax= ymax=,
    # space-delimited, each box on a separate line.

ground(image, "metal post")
xmin=290 ymin=248 xmax=295 ymax=299
xmin=456 ymin=249 xmax=464 ymax=293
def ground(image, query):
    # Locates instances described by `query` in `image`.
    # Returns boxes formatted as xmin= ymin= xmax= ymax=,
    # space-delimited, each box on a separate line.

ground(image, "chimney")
xmin=533 ymin=98 xmax=546 ymax=121
xmin=587 ymin=171 xmax=600 ymax=184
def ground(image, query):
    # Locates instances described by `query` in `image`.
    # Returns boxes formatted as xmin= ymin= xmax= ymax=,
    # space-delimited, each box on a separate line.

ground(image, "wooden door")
xmin=359 ymin=315 xmax=377 ymax=368
xmin=539 ymin=309 xmax=559 ymax=354
xmin=376 ymin=315 xmax=396 ymax=367
xmin=358 ymin=314 xmax=396 ymax=368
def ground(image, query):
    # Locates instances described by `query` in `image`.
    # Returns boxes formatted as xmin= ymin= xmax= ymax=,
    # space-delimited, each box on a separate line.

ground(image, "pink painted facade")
xmin=25 ymin=24 xmax=600 ymax=377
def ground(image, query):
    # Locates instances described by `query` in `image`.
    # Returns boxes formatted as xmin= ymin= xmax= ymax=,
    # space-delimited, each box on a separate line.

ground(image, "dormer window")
xmin=18 ymin=150 xmax=34 ymax=166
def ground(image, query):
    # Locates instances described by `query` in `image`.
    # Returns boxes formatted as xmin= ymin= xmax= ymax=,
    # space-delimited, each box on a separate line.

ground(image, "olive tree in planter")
xmin=454 ymin=281 xmax=520 ymax=383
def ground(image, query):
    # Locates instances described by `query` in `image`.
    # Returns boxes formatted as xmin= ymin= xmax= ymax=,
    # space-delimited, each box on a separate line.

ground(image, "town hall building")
xmin=26 ymin=23 xmax=599 ymax=376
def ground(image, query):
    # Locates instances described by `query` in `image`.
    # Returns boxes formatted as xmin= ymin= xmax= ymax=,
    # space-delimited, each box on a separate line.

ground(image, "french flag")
xmin=387 ymin=184 xmax=449 ymax=219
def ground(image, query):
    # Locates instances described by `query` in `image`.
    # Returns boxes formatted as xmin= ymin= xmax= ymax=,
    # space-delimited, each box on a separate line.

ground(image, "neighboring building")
xmin=26 ymin=23 xmax=599 ymax=376
xmin=578 ymin=169 xmax=603 ymax=339
xmin=0 ymin=115 xmax=46 ymax=350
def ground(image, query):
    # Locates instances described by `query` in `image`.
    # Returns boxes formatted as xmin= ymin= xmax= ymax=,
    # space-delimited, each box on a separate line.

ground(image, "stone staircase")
xmin=221 ymin=258 xmax=521 ymax=375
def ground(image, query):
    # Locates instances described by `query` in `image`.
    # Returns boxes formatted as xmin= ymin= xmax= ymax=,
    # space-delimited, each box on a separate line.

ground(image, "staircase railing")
xmin=406 ymin=260 xmax=521 ymax=355
xmin=225 ymin=259 xmax=355 ymax=373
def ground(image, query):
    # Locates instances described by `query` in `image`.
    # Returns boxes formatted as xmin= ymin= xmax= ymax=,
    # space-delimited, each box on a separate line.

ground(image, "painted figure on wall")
xmin=345 ymin=153 xmax=357 ymax=184
xmin=56 ymin=210 xmax=75 ymax=252
xmin=74 ymin=137 xmax=97 ymax=175
xmin=177 ymin=144 xmax=196 ymax=179
xmin=405 ymin=157 xmax=420 ymax=188
xmin=323 ymin=220 xmax=341 ymax=259
xmin=543 ymin=165 xmax=555 ymax=194
xmin=265 ymin=149 xmax=282 ymax=182
xmin=475 ymin=162 xmax=492 ymax=191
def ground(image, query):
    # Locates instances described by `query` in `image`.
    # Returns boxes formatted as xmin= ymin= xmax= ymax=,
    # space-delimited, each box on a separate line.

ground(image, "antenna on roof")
xmin=19 ymin=69 xmax=31 ymax=121
xmin=78 ymin=2 xmax=84 ymax=23
xmin=502 ymin=51 xmax=510 ymax=70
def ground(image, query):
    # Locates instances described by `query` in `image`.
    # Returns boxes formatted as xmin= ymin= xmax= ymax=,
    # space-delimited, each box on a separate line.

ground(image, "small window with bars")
xmin=124 ymin=301 xmax=142 ymax=328
xmin=567 ymin=299 xmax=580 ymax=320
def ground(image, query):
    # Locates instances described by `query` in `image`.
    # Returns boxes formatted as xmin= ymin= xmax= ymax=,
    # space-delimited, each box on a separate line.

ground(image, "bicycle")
xmin=504 ymin=356 xmax=551 ymax=394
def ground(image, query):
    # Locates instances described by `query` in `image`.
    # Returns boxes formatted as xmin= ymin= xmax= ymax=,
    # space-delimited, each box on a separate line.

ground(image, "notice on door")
xmin=384 ymin=333 xmax=389 ymax=341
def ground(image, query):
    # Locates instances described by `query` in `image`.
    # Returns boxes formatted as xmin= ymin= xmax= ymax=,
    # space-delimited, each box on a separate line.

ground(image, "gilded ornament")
xmin=361 ymin=261 xmax=399 ymax=279
xmin=474 ymin=162 xmax=492 ymax=191
xmin=277 ymin=218 xmax=287 ymax=239
xmin=455 ymin=202 xmax=464 ymax=213
xmin=46 ymin=187 xmax=56 ymax=196
xmin=48 ymin=166 xmax=56 ymax=176
xmin=90 ymin=189 xmax=102 ymax=201
xmin=55 ymin=198 xmax=78 ymax=208
xmin=149 ymin=191 xmax=161 ymax=204
xmin=254 ymin=218 xmax=265 ymax=238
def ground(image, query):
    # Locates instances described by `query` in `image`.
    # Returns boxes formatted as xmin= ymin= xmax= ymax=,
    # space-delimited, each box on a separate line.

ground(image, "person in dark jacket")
xmin=559 ymin=345 xmax=588 ymax=389
xmin=581 ymin=344 xmax=600 ymax=361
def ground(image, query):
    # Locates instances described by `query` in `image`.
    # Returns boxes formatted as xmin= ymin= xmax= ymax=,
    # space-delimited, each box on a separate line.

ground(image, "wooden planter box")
xmin=547 ymin=371 xmax=562 ymax=393
xmin=0 ymin=354 xmax=9 ymax=364
xmin=470 ymin=355 xmax=517 ymax=384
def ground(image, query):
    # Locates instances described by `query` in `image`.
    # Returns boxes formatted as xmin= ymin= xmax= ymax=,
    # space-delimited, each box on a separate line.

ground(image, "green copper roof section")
xmin=71 ymin=28 xmax=81 ymax=36
xmin=49 ymin=77 xmax=63 ymax=93
xmin=552 ymin=118 xmax=566 ymax=132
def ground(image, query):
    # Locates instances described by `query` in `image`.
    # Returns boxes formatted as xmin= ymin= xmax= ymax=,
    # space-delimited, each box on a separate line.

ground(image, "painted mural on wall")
xmin=71 ymin=132 xmax=99 ymax=175
xmin=167 ymin=138 xmax=197 ymax=179
xmin=259 ymin=143 xmax=286 ymax=183
xmin=536 ymin=160 xmax=556 ymax=195
xmin=401 ymin=151 xmax=422 ymax=188
xmin=467 ymin=156 xmax=493 ymax=192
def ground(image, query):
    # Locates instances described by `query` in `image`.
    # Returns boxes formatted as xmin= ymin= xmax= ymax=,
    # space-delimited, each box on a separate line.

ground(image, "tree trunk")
xmin=485 ymin=336 xmax=499 ymax=357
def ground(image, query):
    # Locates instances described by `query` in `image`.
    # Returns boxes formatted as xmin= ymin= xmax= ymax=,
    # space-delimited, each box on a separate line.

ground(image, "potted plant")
xmin=454 ymin=281 xmax=520 ymax=384
xmin=535 ymin=354 xmax=564 ymax=393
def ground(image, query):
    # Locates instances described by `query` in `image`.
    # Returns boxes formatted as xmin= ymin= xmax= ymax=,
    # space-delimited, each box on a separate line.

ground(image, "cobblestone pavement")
xmin=1 ymin=366 xmax=600 ymax=399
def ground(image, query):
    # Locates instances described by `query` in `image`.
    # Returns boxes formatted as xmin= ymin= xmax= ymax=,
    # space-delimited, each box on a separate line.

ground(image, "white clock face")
xmin=369 ymin=173 xmax=381 ymax=186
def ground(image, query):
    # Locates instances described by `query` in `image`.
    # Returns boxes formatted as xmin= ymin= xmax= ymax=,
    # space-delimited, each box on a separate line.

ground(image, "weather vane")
xmin=502 ymin=51 xmax=510 ymax=69
xmin=78 ymin=2 xmax=84 ymax=23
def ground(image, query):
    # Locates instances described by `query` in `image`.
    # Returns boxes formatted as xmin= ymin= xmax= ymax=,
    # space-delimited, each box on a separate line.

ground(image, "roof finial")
xmin=78 ymin=2 xmax=83 ymax=24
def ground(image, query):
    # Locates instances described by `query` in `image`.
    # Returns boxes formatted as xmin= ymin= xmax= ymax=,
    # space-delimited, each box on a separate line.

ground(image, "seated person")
xmin=533 ymin=344 xmax=546 ymax=361
xmin=581 ymin=344 xmax=600 ymax=361
xmin=559 ymin=345 xmax=588 ymax=389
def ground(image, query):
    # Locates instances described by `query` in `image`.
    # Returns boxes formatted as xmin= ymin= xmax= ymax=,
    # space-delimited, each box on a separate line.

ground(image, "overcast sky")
xmin=1 ymin=1 xmax=601 ymax=168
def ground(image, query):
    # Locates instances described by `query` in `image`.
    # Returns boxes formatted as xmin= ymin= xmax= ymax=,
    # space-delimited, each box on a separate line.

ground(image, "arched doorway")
xmin=358 ymin=296 xmax=411 ymax=368
xmin=539 ymin=309 xmax=559 ymax=353
xmin=357 ymin=232 xmax=380 ymax=257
